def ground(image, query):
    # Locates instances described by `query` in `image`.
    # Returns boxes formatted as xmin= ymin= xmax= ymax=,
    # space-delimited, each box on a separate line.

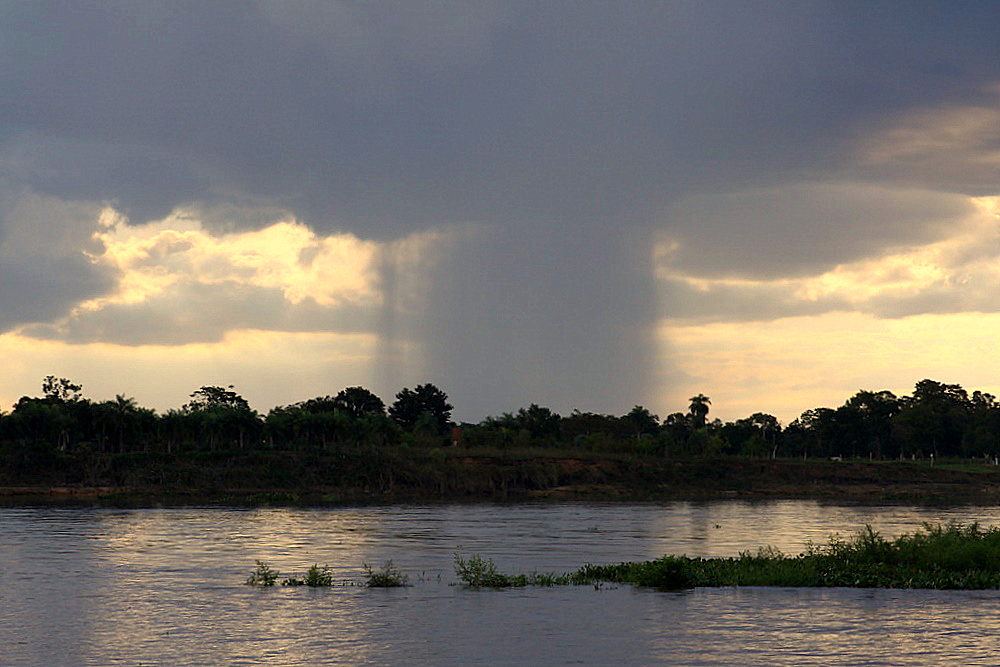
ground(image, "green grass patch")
xmin=572 ymin=522 xmax=1000 ymax=590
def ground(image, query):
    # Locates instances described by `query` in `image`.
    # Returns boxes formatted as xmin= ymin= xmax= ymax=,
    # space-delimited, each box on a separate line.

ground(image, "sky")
xmin=3 ymin=1 xmax=1000 ymax=425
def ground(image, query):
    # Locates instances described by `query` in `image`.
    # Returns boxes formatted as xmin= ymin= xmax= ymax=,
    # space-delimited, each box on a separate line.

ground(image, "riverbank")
xmin=5 ymin=451 xmax=1000 ymax=506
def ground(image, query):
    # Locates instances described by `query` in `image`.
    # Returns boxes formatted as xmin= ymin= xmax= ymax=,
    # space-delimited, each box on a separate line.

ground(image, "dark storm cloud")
xmin=4 ymin=1 xmax=1000 ymax=417
xmin=0 ymin=190 xmax=118 ymax=331
xmin=0 ymin=255 xmax=114 ymax=330
xmin=657 ymin=277 xmax=851 ymax=325
xmin=658 ymin=184 xmax=975 ymax=280
xmin=5 ymin=1 xmax=998 ymax=236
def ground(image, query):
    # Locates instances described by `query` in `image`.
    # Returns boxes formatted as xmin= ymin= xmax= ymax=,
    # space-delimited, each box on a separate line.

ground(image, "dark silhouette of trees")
xmin=42 ymin=375 xmax=83 ymax=403
xmin=9 ymin=373 xmax=1000 ymax=493
xmin=624 ymin=405 xmax=660 ymax=441
xmin=892 ymin=380 xmax=972 ymax=458
xmin=515 ymin=404 xmax=561 ymax=440
xmin=185 ymin=385 xmax=251 ymax=412
xmin=389 ymin=384 xmax=453 ymax=435
xmin=183 ymin=385 xmax=258 ymax=451
xmin=688 ymin=394 xmax=711 ymax=429
xmin=786 ymin=408 xmax=837 ymax=458
xmin=843 ymin=390 xmax=900 ymax=459
xmin=333 ymin=386 xmax=385 ymax=419
xmin=560 ymin=410 xmax=627 ymax=440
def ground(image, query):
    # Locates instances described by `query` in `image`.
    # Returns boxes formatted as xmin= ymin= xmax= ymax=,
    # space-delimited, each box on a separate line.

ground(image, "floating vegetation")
xmin=363 ymin=561 xmax=409 ymax=587
xmin=246 ymin=560 xmax=280 ymax=586
xmin=453 ymin=553 xmax=571 ymax=588
xmin=246 ymin=560 xmax=408 ymax=588
xmin=250 ymin=524 xmax=1000 ymax=592
xmin=573 ymin=522 xmax=1000 ymax=590
xmin=282 ymin=564 xmax=334 ymax=587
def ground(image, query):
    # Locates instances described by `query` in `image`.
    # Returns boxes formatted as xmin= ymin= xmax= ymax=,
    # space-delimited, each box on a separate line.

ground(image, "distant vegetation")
xmin=3 ymin=375 xmax=1000 ymax=495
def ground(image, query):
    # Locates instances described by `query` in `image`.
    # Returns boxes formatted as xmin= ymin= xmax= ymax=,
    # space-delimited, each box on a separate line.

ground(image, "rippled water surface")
xmin=3 ymin=501 xmax=1000 ymax=666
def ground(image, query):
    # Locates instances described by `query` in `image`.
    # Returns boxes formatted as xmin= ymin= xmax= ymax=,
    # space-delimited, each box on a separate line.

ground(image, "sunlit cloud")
xmin=20 ymin=207 xmax=391 ymax=345
xmin=92 ymin=208 xmax=380 ymax=308
xmin=0 ymin=199 xmax=482 ymax=413
xmin=648 ymin=82 xmax=1000 ymax=423
xmin=656 ymin=192 xmax=1000 ymax=323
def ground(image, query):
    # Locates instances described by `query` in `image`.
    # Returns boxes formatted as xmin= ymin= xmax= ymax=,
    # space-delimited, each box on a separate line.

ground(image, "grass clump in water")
xmin=571 ymin=522 xmax=1000 ymax=590
xmin=282 ymin=563 xmax=334 ymax=587
xmin=454 ymin=553 xmax=512 ymax=587
xmin=453 ymin=553 xmax=572 ymax=588
xmin=364 ymin=560 xmax=409 ymax=587
xmin=573 ymin=555 xmax=694 ymax=590
xmin=246 ymin=559 xmax=280 ymax=586
xmin=246 ymin=561 xmax=335 ymax=587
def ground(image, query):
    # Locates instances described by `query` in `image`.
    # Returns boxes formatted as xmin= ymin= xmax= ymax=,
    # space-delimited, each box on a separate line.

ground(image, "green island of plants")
xmin=455 ymin=523 xmax=1000 ymax=590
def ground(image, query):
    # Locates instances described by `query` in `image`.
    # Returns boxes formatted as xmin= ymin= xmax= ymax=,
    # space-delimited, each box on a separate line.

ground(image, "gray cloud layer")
xmin=4 ymin=2 xmax=1000 ymax=416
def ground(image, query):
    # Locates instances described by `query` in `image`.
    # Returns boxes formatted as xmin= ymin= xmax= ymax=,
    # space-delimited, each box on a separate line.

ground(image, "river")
xmin=2 ymin=500 xmax=1000 ymax=666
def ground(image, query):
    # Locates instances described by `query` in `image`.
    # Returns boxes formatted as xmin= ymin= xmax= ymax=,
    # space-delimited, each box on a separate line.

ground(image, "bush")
xmin=282 ymin=564 xmax=334 ymax=587
xmin=364 ymin=561 xmax=409 ymax=587
xmin=454 ymin=553 xmax=512 ymax=587
xmin=246 ymin=560 xmax=279 ymax=586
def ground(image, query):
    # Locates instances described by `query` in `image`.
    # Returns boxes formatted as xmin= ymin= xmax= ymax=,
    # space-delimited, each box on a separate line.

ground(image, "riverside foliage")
xmin=6 ymin=376 xmax=1000 ymax=495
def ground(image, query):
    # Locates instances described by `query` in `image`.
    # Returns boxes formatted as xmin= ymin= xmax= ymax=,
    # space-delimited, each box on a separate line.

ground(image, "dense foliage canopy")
xmin=3 ymin=376 xmax=1000 ymax=484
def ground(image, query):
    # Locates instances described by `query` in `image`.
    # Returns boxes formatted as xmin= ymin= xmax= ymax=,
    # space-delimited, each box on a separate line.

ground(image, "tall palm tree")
xmin=688 ymin=394 xmax=711 ymax=429
xmin=113 ymin=394 xmax=137 ymax=453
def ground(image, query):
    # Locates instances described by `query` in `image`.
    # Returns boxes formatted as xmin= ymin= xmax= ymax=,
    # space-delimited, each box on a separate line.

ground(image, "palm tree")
xmin=688 ymin=394 xmax=711 ymax=429
xmin=113 ymin=394 xmax=138 ymax=453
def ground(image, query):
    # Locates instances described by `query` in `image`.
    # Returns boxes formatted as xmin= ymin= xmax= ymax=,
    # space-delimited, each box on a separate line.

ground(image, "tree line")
xmin=2 ymin=376 xmax=1000 ymax=470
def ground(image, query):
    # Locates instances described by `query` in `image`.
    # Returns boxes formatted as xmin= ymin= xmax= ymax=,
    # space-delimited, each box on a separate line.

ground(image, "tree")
xmin=844 ymin=390 xmax=899 ymax=459
xmin=624 ymin=405 xmax=660 ymax=441
xmin=389 ymin=384 xmax=453 ymax=435
xmin=688 ymin=394 xmax=711 ymax=429
xmin=748 ymin=412 xmax=781 ymax=458
xmin=787 ymin=407 xmax=837 ymax=458
xmin=893 ymin=379 xmax=971 ymax=457
xmin=333 ymin=386 xmax=385 ymax=419
xmin=185 ymin=385 xmax=251 ymax=412
xmin=183 ymin=385 xmax=258 ymax=450
xmin=42 ymin=376 xmax=83 ymax=403
xmin=515 ymin=404 xmax=561 ymax=440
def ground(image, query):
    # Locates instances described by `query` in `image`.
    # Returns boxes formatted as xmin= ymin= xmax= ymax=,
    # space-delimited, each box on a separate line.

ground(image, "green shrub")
xmin=364 ymin=561 xmax=409 ymax=587
xmin=282 ymin=563 xmax=333 ymax=586
xmin=246 ymin=560 xmax=279 ymax=586
xmin=454 ymin=553 xmax=515 ymax=588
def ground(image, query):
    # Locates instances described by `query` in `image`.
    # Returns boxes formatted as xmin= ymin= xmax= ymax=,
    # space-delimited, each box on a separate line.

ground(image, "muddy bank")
xmin=4 ymin=456 xmax=1000 ymax=506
